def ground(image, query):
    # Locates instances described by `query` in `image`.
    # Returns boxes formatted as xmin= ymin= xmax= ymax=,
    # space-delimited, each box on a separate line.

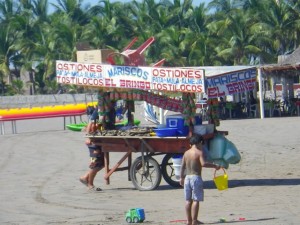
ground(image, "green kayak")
xmin=66 ymin=119 xmax=141 ymax=132
xmin=66 ymin=123 xmax=87 ymax=132
xmin=115 ymin=119 xmax=141 ymax=126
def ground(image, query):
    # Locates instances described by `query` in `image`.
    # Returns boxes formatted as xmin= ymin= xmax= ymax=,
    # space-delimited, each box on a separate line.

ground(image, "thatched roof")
xmin=260 ymin=46 xmax=300 ymax=74
xmin=281 ymin=47 xmax=300 ymax=65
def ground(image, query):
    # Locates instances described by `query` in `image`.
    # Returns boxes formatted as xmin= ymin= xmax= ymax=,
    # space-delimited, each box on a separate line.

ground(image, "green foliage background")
xmin=1 ymin=0 xmax=299 ymax=95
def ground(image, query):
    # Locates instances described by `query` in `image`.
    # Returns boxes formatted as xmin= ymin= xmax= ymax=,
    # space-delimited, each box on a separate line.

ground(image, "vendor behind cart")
xmin=102 ymin=99 xmax=116 ymax=130
xmin=85 ymin=105 xmax=99 ymax=134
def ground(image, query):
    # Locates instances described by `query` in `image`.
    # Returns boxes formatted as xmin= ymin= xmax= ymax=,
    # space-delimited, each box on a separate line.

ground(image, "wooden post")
xmin=258 ymin=68 xmax=265 ymax=119
xmin=104 ymin=152 xmax=110 ymax=185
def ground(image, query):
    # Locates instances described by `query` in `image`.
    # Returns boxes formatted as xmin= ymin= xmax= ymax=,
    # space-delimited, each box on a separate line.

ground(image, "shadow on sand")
xmin=204 ymin=178 xmax=300 ymax=189
xmin=204 ymin=217 xmax=276 ymax=224
xmin=103 ymin=178 xmax=300 ymax=192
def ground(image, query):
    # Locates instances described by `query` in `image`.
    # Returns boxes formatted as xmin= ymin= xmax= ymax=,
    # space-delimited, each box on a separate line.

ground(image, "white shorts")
xmin=184 ymin=175 xmax=204 ymax=201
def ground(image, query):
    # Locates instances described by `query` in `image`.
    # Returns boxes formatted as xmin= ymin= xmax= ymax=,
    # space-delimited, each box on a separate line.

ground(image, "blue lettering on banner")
xmin=57 ymin=70 xmax=102 ymax=79
xmin=71 ymin=71 xmax=77 ymax=76
xmin=107 ymin=66 xmax=149 ymax=80
xmin=206 ymin=69 xmax=256 ymax=87
xmin=152 ymin=77 xmax=180 ymax=84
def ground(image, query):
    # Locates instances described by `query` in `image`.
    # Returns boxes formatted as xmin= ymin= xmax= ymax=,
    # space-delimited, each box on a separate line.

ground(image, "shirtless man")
xmin=180 ymin=133 xmax=221 ymax=225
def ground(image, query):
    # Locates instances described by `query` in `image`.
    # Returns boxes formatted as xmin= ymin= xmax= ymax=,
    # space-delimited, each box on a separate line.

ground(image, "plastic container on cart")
xmin=166 ymin=114 xmax=189 ymax=136
xmin=171 ymin=154 xmax=183 ymax=180
xmin=205 ymin=124 xmax=215 ymax=134
xmin=193 ymin=125 xmax=207 ymax=135
xmin=153 ymin=128 xmax=177 ymax=137
xmin=166 ymin=114 xmax=202 ymax=136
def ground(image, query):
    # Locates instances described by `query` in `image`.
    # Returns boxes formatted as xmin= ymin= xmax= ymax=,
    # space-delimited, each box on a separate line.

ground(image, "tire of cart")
xmin=161 ymin=153 xmax=182 ymax=188
xmin=130 ymin=156 xmax=162 ymax=191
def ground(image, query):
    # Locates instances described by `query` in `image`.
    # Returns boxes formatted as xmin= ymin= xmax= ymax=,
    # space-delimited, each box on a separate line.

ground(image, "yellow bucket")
xmin=213 ymin=169 xmax=228 ymax=191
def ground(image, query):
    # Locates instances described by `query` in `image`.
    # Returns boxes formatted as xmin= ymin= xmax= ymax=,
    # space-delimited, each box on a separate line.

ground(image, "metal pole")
xmin=258 ymin=68 xmax=265 ymax=119
xmin=0 ymin=121 xmax=4 ymax=135
xmin=159 ymin=92 xmax=164 ymax=124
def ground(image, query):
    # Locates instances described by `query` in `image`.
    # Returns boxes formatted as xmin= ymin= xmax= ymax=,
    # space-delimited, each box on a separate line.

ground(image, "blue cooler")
xmin=166 ymin=114 xmax=202 ymax=136
xmin=166 ymin=115 xmax=189 ymax=136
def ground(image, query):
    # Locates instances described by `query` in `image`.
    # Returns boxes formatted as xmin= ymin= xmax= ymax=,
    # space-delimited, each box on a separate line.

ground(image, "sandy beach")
xmin=0 ymin=116 xmax=300 ymax=225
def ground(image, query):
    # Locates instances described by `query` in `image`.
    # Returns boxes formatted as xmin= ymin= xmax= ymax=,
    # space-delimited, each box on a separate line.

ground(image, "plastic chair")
xmin=249 ymin=104 xmax=257 ymax=118
xmin=225 ymin=102 xmax=234 ymax=119
xmin=272 ymin=101 xmax=282 ymax=117
xmin=264 ymin=102 xmax=272 ymax=117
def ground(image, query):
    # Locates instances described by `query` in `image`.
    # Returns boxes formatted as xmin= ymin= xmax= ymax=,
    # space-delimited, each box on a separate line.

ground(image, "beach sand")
xmin=0 ymin=116 xmax=300 ymax=224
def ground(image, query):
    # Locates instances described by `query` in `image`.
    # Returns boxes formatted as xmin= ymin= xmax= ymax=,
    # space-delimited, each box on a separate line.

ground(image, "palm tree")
xmin=51 ymin=0 xmax=91 ymax=25
xmin=83 ymin=1 xmax=131 ymax=50
xmin=256 ymin=0 xmax=297 ymax=56
xmin=0 ymin=0 xmax=22 ymax=88
xmin=11 ymin=79 xmax=24 ymax=95
xmin=156 ymin=26 xmax=190 ymax=66
xmin=0 ymin=25 xmax=13 ymax=84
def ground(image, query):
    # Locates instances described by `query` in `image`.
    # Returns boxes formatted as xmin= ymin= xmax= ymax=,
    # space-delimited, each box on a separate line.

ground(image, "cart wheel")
xmin=130 ymin=156 xmax=162 ymax=191
xmin=161 ymin=153 xmax=181 ymax=188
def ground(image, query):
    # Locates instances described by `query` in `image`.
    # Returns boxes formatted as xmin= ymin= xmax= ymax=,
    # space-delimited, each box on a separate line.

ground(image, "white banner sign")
xmin=56 ymin=60 xmax=205 ymax=93
xmin=206 ymin=68 xmax=257 ymax=98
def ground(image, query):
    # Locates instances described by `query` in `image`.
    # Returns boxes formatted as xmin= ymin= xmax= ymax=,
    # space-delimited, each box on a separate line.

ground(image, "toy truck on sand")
xmin=125 ymin=208 xmax=145 ymax=223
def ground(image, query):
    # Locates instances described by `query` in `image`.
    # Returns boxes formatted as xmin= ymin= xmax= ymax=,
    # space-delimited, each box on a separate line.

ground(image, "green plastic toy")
xmin=125 ymin=208 xmax=145 ymax=223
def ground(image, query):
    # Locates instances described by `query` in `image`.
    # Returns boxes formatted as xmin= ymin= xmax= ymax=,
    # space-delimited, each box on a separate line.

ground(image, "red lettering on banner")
xmin=152 ymin=83 xmax=203 ymax=93
xmin=119 ymin=80 xmax=150 ymax=90
xmin=227 ymin=83 xmax=235 ymax=94
xmin=57 ymin=62 xmax=102 ymax=73
xmin=105 ymin=78 xmax=116 ymax=87
xmin=227 ymin=79 xmax=256 ymax=94
xmin=233 ymin=82 xmax=241 ymax=92
xmin=208 ymin=87 xmax=226 ymax=98
xmin=57 ymin=76 xmax=104 ymax=86
xmin=152 ymin=68 xmax=203 ymax=79
xmin=245 ymin=79 xmax=256 ymax=89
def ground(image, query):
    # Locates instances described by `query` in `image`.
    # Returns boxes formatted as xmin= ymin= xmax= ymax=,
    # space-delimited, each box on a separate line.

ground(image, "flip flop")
xmin=79 ymin=178 xmax=88 ymax=186
xmin=88 ymin=186 xmax=102 ymax=192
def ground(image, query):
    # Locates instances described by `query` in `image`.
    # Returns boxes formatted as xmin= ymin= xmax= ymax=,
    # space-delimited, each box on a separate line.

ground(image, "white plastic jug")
xmin=172 ymin=155 xmax=183 ymax=180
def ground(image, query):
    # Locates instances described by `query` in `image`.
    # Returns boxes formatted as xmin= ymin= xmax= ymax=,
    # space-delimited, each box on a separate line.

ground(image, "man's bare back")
xmin=183 ymin=147 xmax=204 ymax=176
xmin=180 ymin=136 xmax=220 ymax=185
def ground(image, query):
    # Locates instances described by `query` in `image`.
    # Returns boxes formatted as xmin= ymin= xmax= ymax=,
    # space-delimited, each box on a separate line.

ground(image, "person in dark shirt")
xmin=102 ymin=100 xmax=116 ymax=130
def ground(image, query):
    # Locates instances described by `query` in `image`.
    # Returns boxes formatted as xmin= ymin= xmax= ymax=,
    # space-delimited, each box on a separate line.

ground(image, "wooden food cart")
xmin=86 ymin=132 xmax=223 ymax=191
